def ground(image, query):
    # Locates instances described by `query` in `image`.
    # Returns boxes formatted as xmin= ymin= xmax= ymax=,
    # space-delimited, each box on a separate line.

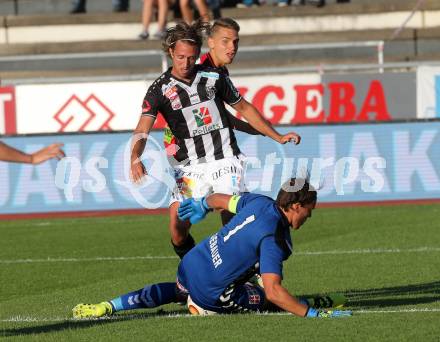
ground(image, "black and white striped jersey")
xmin=141 ymin=65 xmax=242 ymax=164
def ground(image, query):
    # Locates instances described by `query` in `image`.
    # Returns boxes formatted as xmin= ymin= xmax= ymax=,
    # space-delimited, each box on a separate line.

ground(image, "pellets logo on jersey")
xmin=193 ymin=107 xmax=212 ymax=127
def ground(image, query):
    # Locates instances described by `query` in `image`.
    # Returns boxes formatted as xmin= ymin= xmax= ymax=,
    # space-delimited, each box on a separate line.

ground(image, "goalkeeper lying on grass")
xmin=73 ymin=178 xmax=352 ymax=318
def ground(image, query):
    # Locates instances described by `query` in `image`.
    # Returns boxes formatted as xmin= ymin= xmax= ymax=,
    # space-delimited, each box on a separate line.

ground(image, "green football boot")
xmin=72 ymin=301 xmax=113 ymax=319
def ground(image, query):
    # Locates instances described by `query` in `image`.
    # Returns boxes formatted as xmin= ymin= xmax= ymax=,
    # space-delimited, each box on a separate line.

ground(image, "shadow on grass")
xmin=300 ymin=280 xmax=440 ymax=309
xmin=1 ymin=309 xmax=189 ymax=337
xmin=3 ymin=281 xmax=439 ymax=336
xmin=344 ymin=280 xmax=440 ymax=309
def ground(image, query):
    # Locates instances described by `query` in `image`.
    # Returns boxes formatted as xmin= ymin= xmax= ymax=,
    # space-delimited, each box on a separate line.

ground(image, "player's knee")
xmin=169 ymin=217 xmax=191 ymax=246
xmin=172 ymin=234 xmax=196 ymax=259
xmin=171 ymin=233 xmax=187 ymax=246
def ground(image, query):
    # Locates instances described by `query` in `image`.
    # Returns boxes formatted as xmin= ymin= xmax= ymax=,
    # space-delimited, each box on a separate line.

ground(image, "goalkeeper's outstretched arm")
xmin=261 ymin=273 xmax=353 ymax=318
xmin=261 ymin=273 xmax=309 ymax=317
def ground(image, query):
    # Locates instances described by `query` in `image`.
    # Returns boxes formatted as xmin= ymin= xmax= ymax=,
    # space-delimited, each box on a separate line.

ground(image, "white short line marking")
xmin=1 ymin=247 xmax=439 ymax=264
xmin=2 ymin=308 xmax=440 ymax=323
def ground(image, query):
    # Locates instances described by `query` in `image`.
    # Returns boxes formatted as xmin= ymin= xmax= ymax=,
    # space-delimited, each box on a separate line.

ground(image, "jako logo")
xmin=193 ymin=107 xmax=212 ymax=127
xmin=54 ymin=94 xmax=115 ymax=132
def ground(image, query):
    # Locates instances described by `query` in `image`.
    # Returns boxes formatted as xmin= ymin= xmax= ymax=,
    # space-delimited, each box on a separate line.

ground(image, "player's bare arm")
xmin=178 ymin=193 xmax=235 ymax=224
xmin=205 ymin=193 xmax=233 ymax=211
xmin=130 ymin=115 xmax=155 ymax=183
xmin=0 ymin=141 xmax=65 ymax=164
xmin=261 ymin=273 xmax=308 ymax=317
xmin=231 ymin=99 xmax=301 ymax=145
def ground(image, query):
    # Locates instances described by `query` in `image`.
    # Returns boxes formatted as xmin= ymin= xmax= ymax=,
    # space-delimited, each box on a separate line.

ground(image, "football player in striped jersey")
xmin=131 ymin=20 xmax=301 ymax=260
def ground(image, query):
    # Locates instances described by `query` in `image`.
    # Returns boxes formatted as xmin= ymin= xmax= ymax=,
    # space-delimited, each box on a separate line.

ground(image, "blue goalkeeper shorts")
xmin=215 ymin=282 xmax=266 ymax=313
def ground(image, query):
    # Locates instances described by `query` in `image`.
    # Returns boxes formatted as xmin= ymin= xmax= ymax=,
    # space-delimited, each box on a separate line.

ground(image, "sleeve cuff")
xmin=141 ymin=113 xmax=157 ymax=118
xmin=228 ymin=96 xmax=242 ymax=106
xmin=227 ymin=195 xmax=241 ymax=214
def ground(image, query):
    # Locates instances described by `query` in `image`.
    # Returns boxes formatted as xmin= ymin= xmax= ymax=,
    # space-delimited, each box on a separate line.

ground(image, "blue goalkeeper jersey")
xmin=177 ymin=193 xmax=293 ymax=311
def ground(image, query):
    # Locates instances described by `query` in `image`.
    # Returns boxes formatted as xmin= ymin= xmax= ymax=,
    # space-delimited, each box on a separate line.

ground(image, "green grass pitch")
xmin=1 ymin=204 xmax=440 ymax=341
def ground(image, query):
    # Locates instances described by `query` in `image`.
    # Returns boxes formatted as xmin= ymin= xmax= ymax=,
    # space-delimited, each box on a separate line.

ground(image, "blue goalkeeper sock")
xmin=110 ymin=282 xmax=177 ymax=312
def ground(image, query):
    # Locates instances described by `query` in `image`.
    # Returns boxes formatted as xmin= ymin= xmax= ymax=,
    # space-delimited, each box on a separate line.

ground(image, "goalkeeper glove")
xmin=306 ymin=308 xmax=352 ymax=318
xmin=178 ymin=197 xmax=212 ymax=224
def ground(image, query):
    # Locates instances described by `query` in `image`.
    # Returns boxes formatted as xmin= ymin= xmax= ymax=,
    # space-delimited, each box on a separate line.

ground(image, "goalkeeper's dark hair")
xmin=209 ymin=17 xmax=240 ymax=36
xmin=162 ymin=20 xmax=210 ymax=57
xmin=276 ymin=178 xmax=317 ymax=210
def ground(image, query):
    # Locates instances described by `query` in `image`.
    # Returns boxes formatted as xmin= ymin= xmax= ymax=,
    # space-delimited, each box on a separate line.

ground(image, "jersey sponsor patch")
xmin=164 ymin=86 xmax=178 ymax=100
xmin=182 ymin=100 xmax=223 ymax=137
xmin=188 ymin=91 xmax=201 ymax=105
xmin=193 ymin=107 xmax=212 ymax=127
xmin=162 ymin=82 xmax=183 ymax=110
xmin=161 ymin=80 xmax=178 ymax=95
xmin=171 ymin=99 xmax=183 ymax=110
xmin=201 ymin=71 xmax=220 ymax=79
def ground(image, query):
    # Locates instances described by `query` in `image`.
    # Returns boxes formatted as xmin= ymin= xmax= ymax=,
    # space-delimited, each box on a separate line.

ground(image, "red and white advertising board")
xmin=12 ymin=71 xmax=416 ymax=135
xmin=0 ymin=86 xmax=17 ymax=135
xmin=417 ymin=66 xmax=440 ymax=119
xmin=15 ymin=75 xmax=323 ymax=134
xmin=15 ymin=81 xmax=148 ymax=134
xmin=232 ymin=73 xmax=321 ymax=124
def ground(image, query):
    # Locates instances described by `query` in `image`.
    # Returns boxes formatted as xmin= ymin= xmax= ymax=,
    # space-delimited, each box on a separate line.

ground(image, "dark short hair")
xmin=209 ymin=17 xmax=240 ymax=37
xmin=162 ymin=20 xmax=210 ymax=57
xmin=276 ymin=178 xmax=317 ymax=210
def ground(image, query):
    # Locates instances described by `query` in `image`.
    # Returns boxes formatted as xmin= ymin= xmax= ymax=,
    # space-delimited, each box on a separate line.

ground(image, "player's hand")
xmin=31 ymin=143 xmax=65 ymax=164
xmin=178 ymin=197 xmax=211 ymax=224
xmin=306 ymin=308 xmax=352 ymax=318
xmin=130 ymin=159 xmax=147 ymax=183
xmin=278 ymin=132 xmax=301 ymax=145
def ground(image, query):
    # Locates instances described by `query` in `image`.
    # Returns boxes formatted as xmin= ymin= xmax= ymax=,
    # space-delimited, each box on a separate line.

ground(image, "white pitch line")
xmin=0 ymin=256 xmax=178 ymax=264
xmin=2 ymin=308 xmax=440 ymax=323
xmin=294 ymin=246 xmax=440 ymax=256
xmin=1 ymin=247 xmax=440 ymax=265
xmin=356 ymin=308 xmax=440 ymax=314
